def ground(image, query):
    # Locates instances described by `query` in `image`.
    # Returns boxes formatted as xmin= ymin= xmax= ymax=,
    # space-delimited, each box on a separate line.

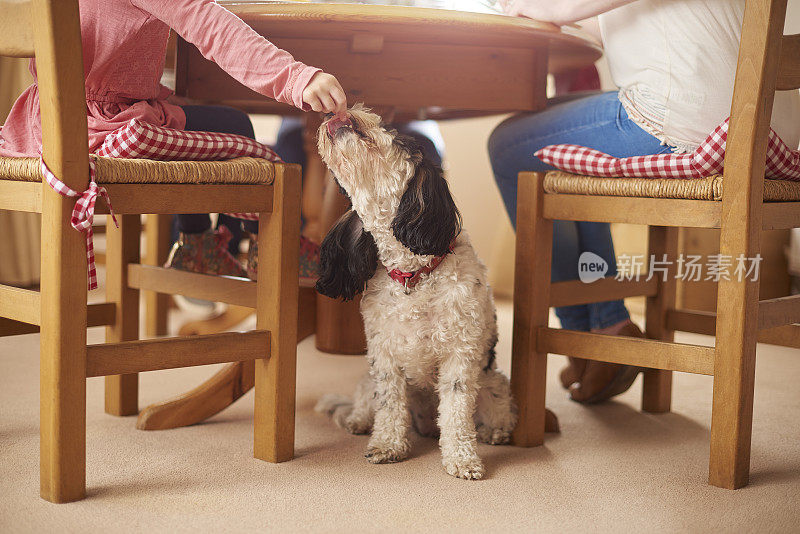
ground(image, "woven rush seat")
xmin=543 ymin=171 xmax=800 ymax=202
xmin=0 ymin=156 xmax=275 ymax=185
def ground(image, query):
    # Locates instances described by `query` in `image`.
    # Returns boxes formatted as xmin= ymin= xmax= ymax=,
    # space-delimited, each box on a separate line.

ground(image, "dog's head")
xmin=315 ymin=105 xmax=462 ymax=300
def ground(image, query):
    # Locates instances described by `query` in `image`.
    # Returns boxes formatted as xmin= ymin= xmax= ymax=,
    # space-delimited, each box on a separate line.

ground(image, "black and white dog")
xmin=314 ymin=105 xmax=556 ymax=479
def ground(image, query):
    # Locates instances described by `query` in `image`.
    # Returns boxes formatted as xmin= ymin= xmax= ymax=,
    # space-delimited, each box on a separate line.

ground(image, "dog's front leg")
xmin=437 ymin=355 xmax=484 ymax=480
xmin=365 ymin=354 xmax=411 ymax=464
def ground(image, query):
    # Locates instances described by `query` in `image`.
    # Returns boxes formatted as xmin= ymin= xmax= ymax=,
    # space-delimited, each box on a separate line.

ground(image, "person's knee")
xmin=487 ymin=119 xmax=511 ymax=166
xmin=219 ymin=106 xmax=255 ymax=139
xmin=273 ymin=119 xmax=305 ymax=165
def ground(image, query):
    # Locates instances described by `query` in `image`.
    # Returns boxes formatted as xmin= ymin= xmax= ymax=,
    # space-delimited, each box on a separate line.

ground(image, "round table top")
xmin=221 ymin=1 xmax=602 ymax=70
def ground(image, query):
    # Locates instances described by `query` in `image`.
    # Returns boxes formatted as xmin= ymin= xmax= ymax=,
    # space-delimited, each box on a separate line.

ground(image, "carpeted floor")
xmin=1 ymin=300 xmax=798 ymax=533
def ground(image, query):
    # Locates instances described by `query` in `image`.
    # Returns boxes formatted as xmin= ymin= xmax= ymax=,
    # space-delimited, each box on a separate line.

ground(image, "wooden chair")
xmin=511 ymin=0 xmax=800 ymax=489
xmin=0 ymin=0 xmax=300 ymax=502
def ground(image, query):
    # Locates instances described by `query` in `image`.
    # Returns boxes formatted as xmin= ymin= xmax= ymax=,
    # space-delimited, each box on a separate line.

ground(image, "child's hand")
xmin=302 ymin=72 xmax=347 ymax=116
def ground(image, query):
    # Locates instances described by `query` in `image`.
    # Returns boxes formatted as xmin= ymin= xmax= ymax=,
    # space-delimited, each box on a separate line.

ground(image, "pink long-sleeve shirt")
xmin=0 ymin=0 xmax=320 ymax=157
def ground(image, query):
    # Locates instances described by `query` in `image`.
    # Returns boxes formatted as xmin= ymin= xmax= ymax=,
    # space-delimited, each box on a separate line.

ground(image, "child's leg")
xmin=166 ymin=105 xmax=257 ymax=277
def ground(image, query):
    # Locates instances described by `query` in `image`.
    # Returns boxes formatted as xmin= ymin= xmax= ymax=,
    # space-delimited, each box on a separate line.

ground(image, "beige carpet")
xmin=1 ymin=300 xmax=799 ymax=533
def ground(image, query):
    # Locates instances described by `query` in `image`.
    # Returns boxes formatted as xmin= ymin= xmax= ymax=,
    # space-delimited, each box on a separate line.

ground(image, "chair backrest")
xmin=777 ymin=33 xmax=800 ymax=91
xmin=0 ymin=0 xmax=90 ymax=192
xmin=0 ymin=1 xmax=33 ymax=58
xmin=723 ymin=0 xmax=797 ymax=241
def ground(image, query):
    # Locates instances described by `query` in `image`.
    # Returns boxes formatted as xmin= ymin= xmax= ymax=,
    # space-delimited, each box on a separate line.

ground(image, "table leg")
xmin=301 ymin=115 xmax=367 ymax=354
xmin=301 ymin=114 xmax=326 ymax=245
xmin=315 ymin=169 xmax=367 ymax=354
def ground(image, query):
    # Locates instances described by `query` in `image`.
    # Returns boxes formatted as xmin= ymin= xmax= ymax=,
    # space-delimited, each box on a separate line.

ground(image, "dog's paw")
xmin=344 ymin=416 xmax=372 ymax=435
xmin=442 ymin=456 xmax=485 ymax=480
xmin=476 ymin=424 xmax=511 ymax=445
xmin=364 ymin=443 xmax=408 ymax=464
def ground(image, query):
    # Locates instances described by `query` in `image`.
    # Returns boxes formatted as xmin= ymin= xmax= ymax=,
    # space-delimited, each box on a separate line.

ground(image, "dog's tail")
xmin=314 ymin=394 xmax=353 ymax=429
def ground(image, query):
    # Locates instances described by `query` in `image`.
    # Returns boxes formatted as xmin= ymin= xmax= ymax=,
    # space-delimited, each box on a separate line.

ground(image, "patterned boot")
xmin=247 ymin=234 xmax=320 ymax=287
xmin=165 ymin=226 xmax=247 ymax=277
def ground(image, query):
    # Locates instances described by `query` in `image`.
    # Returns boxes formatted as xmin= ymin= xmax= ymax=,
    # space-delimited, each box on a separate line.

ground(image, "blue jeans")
xmin=488 ymin=91 xmax=673 ymax=331
xmin=177 ymin=105 xmax=260 ymax=237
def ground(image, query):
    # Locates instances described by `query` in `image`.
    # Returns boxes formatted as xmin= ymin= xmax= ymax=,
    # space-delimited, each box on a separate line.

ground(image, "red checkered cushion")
xmin=96 ymin=119 xmax=282 ymax=221
xmin=534 ymin=118 xmax=800 ymax=181
xmin=97 ymin=118 xmax=280 ymax=161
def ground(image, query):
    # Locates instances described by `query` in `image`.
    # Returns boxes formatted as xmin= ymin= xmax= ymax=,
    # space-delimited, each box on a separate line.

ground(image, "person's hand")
xmin=499 ymin=0 xmax=636 ymax=25
xmin=500 ymin=0 xmax=557 ymax=22
xmin=302 ymin=72 xmax=347 ymax=116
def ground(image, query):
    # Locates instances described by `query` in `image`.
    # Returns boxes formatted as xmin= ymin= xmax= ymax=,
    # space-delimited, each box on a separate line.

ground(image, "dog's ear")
xmin=392 ymin=158 xmax=462 ymax=256
xmin=315 ymin=210 xmax=379 ymax=301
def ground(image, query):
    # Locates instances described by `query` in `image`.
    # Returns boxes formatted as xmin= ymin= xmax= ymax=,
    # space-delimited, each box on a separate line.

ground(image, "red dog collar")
xmin=386 ymin=244 xmax=454 ymax=294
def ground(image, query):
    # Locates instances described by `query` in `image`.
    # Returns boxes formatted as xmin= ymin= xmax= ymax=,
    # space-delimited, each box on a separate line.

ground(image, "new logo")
xmin=578 ymin=252 xmax=608 ymax=283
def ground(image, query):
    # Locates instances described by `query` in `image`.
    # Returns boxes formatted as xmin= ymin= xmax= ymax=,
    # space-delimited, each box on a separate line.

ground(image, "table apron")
xmin=176 ymin=37 xmax=549 ymax=115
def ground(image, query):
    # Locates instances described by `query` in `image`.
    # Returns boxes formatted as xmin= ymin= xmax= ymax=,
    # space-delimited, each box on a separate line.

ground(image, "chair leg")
xmin=254 ymin=165 xmax=301 ymax=462
xmin=104 ymin=215 xmax=141 ymax=416
xmin=709 ymin=273 xmax=760 ymax=489
xmin=708 ymin=194 xmax=763 ymax=488
xmin=511 ymin=173 xmax=553 ymax=447
xmin=144 ymin=214 xmax=171 ymax=338
xmin=40 ymin=191 xmax=87 ymax=503
xmin=642 ymin=370 xmax=672 ymax=413
xmin=642 ymin=226 xmax=678 ymax=413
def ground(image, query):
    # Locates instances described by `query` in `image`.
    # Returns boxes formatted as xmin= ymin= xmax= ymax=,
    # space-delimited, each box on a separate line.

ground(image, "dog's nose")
xmin=326 ymin=115 xmax=352 ymax=137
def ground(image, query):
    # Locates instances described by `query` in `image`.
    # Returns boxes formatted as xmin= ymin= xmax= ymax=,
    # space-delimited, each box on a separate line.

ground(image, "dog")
xmin=314 ymin=105 xmax=557 ymax=480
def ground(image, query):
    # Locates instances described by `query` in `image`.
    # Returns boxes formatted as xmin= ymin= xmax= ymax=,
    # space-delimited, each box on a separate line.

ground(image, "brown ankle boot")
xmin=246 ymin=234 xmax=320 ymax=286
xmin=568 ymin=322 xmax=645 ymax=404
xmin=164 ymin=226 xmax=247 ymax=278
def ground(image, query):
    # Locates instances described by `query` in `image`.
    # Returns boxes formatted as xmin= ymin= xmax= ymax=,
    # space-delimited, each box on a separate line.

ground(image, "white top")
xmin=599 ymin=0 xmax=800 ymax=152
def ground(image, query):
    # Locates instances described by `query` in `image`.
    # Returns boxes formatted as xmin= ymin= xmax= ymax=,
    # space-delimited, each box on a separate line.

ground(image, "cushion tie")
xmin=40 ymin=158 xmax=118 ymax=290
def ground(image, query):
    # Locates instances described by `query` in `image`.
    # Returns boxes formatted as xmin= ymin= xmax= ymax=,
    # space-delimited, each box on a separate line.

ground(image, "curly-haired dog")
xmin=314 ymin=105 xmax=558 ymax=479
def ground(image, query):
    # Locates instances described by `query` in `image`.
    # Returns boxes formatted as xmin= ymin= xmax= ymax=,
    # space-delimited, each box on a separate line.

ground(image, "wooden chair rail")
xmin=86 ymin=330 xmax=269 ymax=377
xmin=0 ymin=284 xmax=40 ymax=325
xmin=87 ymin=302 xmax=116 ymax=328
xmin=97 ymin=184 xmax=273 ymax=215
xmin=0 ymin=318 xmax=39 ymax=337
xmin=127 ymin=264 xmax=256 ymax=307
xmin=0 ymin=0 xmax=34 ymax=57
xmin=542 ymin=194 xmax=722 ymax=228
xmin=549 ymin=278 xmax=658 ymax=308
xmin=777 ymin=34 xmax=800 ymax=90
xmin=542 ymin=194 xmax=798 ymax=231
xmin=536 ymin=326 xmax=715 ymax=375
xmin=0 ymin=181 xmax=42 ymax=212
xmin=666 ymin=309 xmax=800 ymax=348
xmin=0 ymin=181 xmax=280 ymax=216
xmin=0 ymin=302 xmax=115 ymax=337
xmin=758 ymin=323 xmax=800 ymax=349
xmin=665 ymin=309 xmax=717 ymax=335
xmin=761 ymin=202 xmax=800 ymax=230
xmin=758 ymin=295 xmax=800 ymax=329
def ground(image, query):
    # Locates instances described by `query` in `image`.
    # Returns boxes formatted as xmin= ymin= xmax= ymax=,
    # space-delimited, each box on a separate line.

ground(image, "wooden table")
xmin=136 ymin=2 xmax=600 ymax=431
